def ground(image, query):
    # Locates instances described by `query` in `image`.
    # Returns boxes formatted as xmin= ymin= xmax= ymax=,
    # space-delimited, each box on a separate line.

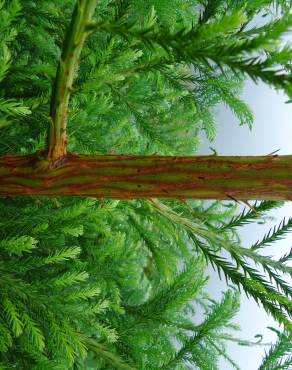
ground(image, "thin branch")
xmin=48 ymin=0 xmax=98 ymax=161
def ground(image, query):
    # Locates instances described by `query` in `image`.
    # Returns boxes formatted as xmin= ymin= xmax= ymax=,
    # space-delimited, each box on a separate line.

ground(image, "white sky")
xmin=198 ymin=79 xmax=292 ymax=369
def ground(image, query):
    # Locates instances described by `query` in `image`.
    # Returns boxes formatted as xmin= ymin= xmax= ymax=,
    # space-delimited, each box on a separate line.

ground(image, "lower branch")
xmin=1 ymin=154 xmax=292 ymax=199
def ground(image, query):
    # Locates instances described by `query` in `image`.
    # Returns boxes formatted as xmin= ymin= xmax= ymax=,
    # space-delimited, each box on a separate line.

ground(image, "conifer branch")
xmin=220 ymin=201 xmax=283 ymax=231
xmin=94 ymin=10 xmax=292 ymax=96
xmin=149 ymin=199 xmax=292 ymax=333
xmin=85 ymin=338 xmax=137 ymax=370
xmin=207 ymin=338 xmax=241 ymax=370
xmin=1 ymin=1 xmax=292 ymax=366
xmin=251 ymin=217 xmax=292 ymax=250
xmin=192 ymin=237 xmax=292 ymax=333
xmin=48 ymin=0 xmax=97 ymax=162
xmin=259 ymin=328 xmax=292 ymax=370
xmin=2 ymin=154 xmax=292 ymax=199
xmin=162 ymin=290 xmax=240 ymax=369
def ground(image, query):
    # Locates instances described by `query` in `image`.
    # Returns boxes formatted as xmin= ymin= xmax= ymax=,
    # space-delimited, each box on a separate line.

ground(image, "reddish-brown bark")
xmin=1 ymin=153 xmax=292 ymax=200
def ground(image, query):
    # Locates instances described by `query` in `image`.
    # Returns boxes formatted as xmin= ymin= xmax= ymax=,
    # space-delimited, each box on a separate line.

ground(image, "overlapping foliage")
xmin=0 ymin=0 xmax=291 ymax=369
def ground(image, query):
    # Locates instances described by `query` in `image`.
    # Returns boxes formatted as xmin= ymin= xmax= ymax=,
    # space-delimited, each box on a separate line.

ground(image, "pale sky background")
xmin=198 ymin=79 xmax=292 ymax=369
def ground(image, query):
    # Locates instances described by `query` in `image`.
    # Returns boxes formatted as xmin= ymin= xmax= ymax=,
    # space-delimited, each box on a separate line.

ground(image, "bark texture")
xmin=1 ymin=153 xmax=292 ymax=199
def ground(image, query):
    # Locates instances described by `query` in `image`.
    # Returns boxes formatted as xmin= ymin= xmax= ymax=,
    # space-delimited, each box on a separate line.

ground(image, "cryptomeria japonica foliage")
xmin=0 ymin=0 xmax=291 ymax=369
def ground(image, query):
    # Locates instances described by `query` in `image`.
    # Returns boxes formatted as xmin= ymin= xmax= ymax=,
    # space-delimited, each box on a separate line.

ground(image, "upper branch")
xmin=47 ymin=0 xmax=97 ymax=161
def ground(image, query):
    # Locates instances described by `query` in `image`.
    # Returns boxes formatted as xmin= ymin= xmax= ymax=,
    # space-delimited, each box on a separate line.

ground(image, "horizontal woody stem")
xmin=1 ymin=154 xmax=292 ymax=200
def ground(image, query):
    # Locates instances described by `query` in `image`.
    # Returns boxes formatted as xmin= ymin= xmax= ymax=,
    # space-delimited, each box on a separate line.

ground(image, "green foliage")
xmin=220 ymin=201 xmax=283 ymax=231
xmin=251 ymin=217 xmax=292 ymax=250
xmin=0 ymin=0 xmax=292 ymax=369
xmin=0 ymin=196 xmax=247 ymax=369
xmin=96 ymin=2 xmax=292 ymax=97
xmin=150 ymin=199 xmax=292 ymax=334
xmin=161 ymin=290 xmax=240 ymax=369
xmin=259 ymin=328 xmax=292 ymax=369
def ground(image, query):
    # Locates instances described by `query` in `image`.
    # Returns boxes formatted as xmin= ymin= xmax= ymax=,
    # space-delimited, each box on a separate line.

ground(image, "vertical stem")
xmin=48 ymin=0 xmax=98 ymax=161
